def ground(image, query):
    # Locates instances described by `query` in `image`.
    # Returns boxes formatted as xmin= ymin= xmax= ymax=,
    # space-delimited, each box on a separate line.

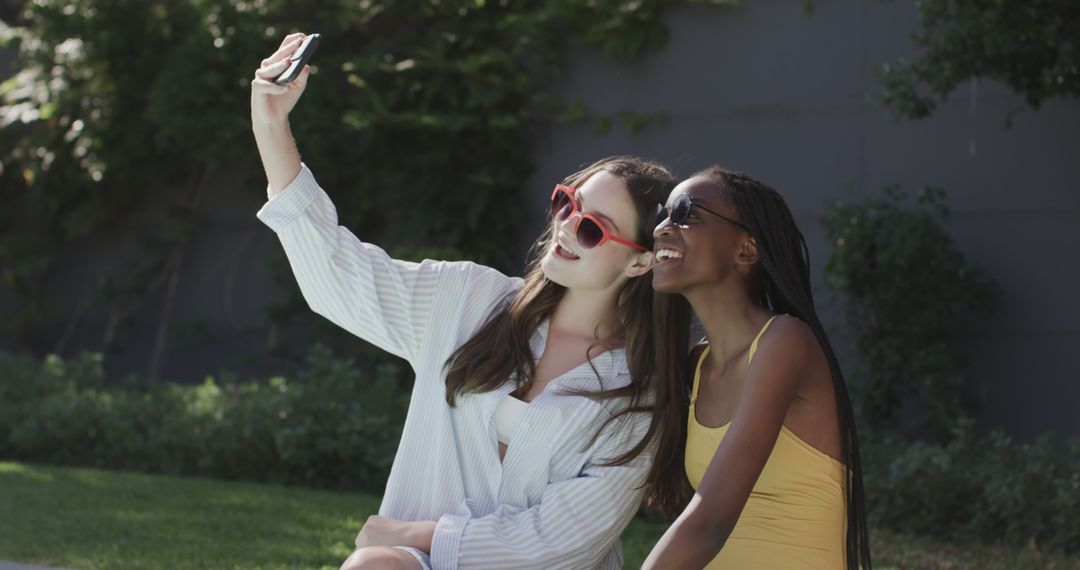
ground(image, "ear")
xmin=625 ymin=250 xmax=655 ymax=278
xmin=736 ymin=237 xmax=759 ymax=266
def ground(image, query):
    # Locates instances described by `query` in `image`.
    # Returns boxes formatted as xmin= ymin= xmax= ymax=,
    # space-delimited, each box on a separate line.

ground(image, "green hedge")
xmin=824 ymin=186 xmax=1079 ymax=554
xmin=864 ymin=426 xmax=1080 ymax=554
xmin=2 ymin=348 xmax=1079 ymax=553
xmin=0 ymin=347 xmax=407 ymax=494
xmin=823 ymin=185 xmax=998 ymax=439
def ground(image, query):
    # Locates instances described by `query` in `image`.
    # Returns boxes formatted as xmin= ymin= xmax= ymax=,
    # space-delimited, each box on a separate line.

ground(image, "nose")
xmin=558 ymin=210 xmax=582 ymax=229
xmin=555 ymin=213 xmax=580 ymax=242
xmin=653 ymin=214 xmax=676 ymax=240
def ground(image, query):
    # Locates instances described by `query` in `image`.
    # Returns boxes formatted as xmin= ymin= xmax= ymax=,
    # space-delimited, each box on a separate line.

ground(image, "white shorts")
xmin=393 ymin=546 xmax=432 ymax=570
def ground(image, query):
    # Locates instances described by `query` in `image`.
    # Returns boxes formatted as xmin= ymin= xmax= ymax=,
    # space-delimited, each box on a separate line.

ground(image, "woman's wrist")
xmin=407 ymin=520 xmax=437 ymax=553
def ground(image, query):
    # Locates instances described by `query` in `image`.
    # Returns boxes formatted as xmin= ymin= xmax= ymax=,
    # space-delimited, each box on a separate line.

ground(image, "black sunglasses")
xmin=656 ymin=194 xmax=751 ymax=232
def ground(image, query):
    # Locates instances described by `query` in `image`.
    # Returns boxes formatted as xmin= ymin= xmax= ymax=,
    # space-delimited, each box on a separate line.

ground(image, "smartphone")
xmin=274 ymin=33 xmax=320 ymax=85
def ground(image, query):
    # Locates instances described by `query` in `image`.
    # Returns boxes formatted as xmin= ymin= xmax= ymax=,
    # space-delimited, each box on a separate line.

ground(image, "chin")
xmin=539 ymin=255 xmax=570 ymax=287
xmin=651 ymin=272 xmax=685 ymax=295
xmin=541 ymin=254 xmax=621 ymax=292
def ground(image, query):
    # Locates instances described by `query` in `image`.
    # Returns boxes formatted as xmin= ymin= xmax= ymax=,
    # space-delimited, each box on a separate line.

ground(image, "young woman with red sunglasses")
xmin=642 ymin=168 xmax=872 ymax=569
xmin=251 ymin=34 xmax=691 ymax=570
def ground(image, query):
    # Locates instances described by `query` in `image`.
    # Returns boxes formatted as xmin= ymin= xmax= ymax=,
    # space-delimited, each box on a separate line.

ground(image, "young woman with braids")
xmin=642 ymin=167 xmax=872 ymax=569
xmin=251 ymin=33 xmax=692 ymax=569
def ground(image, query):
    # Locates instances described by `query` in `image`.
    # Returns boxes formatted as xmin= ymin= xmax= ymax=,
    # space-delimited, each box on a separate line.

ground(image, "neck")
xmin=551 ymin=285 xmax=620 ymax=342
xmin=684 ymin=278 xmax=770 ymax=366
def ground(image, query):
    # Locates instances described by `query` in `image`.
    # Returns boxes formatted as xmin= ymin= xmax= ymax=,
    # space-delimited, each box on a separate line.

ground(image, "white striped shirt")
xmin=256 ymin=164 xmax=654 ymax=569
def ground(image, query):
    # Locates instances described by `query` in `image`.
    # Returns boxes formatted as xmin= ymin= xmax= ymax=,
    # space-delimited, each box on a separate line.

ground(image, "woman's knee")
xmin=339 ymin=546 xmax=419 ymax=570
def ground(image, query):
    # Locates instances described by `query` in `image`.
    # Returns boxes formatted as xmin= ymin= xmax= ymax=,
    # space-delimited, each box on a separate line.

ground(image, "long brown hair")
xmin=444 ymin=156 xmax=693 ymax=516
xmin=697 ymin=166 xmax=872 ymax=569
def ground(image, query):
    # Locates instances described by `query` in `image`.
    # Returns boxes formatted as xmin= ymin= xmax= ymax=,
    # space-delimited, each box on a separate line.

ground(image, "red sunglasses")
xmin=550 ymin=184 xmax=649 ymax=252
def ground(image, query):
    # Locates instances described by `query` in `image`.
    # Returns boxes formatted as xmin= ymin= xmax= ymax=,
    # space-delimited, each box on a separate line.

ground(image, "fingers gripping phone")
xmin=274 ymin=33 xmax=320 ymax=85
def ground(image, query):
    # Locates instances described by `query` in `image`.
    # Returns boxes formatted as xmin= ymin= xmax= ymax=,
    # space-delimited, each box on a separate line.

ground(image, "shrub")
xmin=0 ymin=345 xmax=407 ymax=494
xmin=865 ymin=424 xmax=1080 ymax=554
xmin=822 ymin=186 xmax=998 ymax=438
xmin=823 ymin=186 xmax=1080 ymax=553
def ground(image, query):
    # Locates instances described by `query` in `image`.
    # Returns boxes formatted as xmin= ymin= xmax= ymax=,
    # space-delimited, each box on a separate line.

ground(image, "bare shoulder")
xmin=755 ymin=314 xmax=817 ymax=365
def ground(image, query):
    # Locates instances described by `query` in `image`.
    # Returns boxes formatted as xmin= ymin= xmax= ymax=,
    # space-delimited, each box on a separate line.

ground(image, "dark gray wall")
xmin=522 ymin=1 xmax=1080 ymax=439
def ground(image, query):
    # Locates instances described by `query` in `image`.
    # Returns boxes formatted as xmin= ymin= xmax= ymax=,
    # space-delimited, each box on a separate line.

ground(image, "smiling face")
xmin=651 ymin=175 xmax=758 ymax=295
xmin=540 ymin=170 xmax=653 ymax=292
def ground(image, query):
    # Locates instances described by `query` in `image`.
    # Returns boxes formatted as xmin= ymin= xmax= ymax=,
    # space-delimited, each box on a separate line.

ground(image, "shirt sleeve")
xmin=429 ymin=407 xmax=654 ymax=569
xmin=255 ymin=163 xmax=518 ymax=367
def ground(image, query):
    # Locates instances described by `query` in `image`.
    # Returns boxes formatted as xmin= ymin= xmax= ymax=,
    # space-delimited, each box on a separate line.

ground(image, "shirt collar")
xmin=531 ymin=318 xmax=632 ymax=382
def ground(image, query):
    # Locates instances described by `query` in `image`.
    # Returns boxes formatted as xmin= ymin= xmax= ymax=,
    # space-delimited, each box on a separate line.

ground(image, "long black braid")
xmin=698 ymin=166 xmax=873 ymax=570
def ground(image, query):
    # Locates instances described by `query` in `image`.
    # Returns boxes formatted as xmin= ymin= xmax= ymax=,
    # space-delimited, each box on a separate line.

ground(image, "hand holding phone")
xmin=274 ymin=33 xmax=320 ymax=85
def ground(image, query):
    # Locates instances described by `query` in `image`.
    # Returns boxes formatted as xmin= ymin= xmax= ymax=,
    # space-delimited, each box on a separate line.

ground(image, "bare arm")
xmin=250 ymin=33 xmax=519 ymax=366
xmin=250 ymin=32 xmax=309 ymax=196
xmin=643 ymin=315 xmax=813 ymax=569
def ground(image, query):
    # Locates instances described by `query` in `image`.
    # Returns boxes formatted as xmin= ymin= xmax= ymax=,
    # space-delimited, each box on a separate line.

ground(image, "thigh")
xmin=339 ymin=546 xmax=425 ymax=570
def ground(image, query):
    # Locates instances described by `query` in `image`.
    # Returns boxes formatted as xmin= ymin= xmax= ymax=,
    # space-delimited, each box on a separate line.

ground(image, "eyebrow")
xmin=688 ymin=195 xmax=723 ymax=215
xmin=578 ymin=194 xmax=621 ymax=232
xmin=595 ymin=212 xmax=620 ymax=232
xmin=689 ymin=197 xmax=712 ymax=211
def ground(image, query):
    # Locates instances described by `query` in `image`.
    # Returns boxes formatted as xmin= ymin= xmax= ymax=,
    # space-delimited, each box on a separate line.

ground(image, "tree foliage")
xmin=878 ymin=0 xmax=1080 ymax=120
xmin=0 ymin=0 xmax=708 ymax=365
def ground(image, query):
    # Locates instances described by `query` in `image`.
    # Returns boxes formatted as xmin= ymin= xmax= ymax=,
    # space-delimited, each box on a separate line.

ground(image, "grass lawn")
xmin=1 ymin=462 xmax=1077 ymax=569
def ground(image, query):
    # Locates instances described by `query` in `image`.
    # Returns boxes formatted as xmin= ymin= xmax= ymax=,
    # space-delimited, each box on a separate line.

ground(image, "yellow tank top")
xmin=685 ymin=315 xmax=847 ymax=569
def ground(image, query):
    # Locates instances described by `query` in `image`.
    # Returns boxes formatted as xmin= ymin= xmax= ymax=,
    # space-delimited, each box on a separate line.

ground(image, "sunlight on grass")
xmin=1 ymin=462 xmax=1077 ymax=570
xmin=0 ymin=461 xmax=55 ymax=482
xmin=0 ymin=462 xmax=375 ymax=569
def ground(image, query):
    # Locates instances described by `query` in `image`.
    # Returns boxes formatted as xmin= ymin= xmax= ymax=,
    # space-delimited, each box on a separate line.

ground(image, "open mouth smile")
xmin=654 ymin=248 xmax=684 ymax=264
xmin=554 ymin=237 xmax=581 ymax=260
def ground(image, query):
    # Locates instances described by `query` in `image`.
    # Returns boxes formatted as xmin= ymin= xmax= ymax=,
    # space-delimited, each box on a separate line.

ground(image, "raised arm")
xmin=642 ymin=315 xmax=812 ymax=569
xmin=250 ymin=32 xmax=309 ymax=195
xmin=250 ymin=34 xmax=517 ymax=366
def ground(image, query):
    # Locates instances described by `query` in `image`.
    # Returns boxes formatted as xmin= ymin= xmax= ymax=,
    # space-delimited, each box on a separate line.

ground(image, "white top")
xmin=256 ymin=164 xmax=653 ymax=570
xmin=494 ymin=395 xmax=529 ymax=444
